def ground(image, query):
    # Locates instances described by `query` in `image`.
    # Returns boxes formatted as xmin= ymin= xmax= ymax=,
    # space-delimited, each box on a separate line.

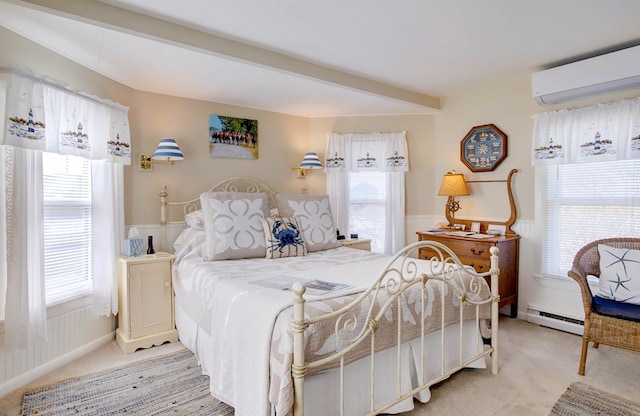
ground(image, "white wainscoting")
xmin=0 ymin=304 xmax=115 ymax=396
xmin=125 ymin=223 xmax=186 ymax=254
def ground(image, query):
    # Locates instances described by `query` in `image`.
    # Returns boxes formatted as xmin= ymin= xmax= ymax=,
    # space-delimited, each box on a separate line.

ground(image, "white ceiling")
xmin=1 ymin=0 xmax=640 ymax=117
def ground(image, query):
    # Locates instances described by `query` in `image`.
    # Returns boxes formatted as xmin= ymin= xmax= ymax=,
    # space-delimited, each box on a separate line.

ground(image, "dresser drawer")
xmin=440 ymin=240 xmax=491 ymax=260
xmin=456 ymin=255 xmax=491 ymax=273
xmin=419 ymin=239 xmax=491 ymax=259
xmin=420 ymin=246 xmax=491 ymax=273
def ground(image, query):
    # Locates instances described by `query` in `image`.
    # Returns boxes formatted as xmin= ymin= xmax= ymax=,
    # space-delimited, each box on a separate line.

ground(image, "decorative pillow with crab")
xmin=261 ymin=216 xmax=307 ymax=259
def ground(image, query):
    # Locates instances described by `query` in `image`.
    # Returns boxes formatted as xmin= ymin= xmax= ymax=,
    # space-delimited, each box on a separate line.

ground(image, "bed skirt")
xmin=175 ymin=303 xmax=487 ymax=415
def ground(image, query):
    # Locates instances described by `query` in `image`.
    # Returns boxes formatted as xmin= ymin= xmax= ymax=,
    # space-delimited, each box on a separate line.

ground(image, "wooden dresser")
xmin=416 ymin=231 xmax=520 ymax=317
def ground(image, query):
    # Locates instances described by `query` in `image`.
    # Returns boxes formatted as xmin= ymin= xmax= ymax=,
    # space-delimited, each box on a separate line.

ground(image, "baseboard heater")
xmin=527 ymin=308 xmax=584 ymax=336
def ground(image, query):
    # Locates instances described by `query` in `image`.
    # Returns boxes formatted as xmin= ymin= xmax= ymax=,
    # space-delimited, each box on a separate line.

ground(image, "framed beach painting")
xmin=209 ymin=114 xmax=258 ymax=159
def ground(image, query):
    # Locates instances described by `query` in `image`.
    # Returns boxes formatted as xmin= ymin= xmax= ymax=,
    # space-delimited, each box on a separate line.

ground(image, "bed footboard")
xmin=291 ymin=240 xmax=500 ymax=416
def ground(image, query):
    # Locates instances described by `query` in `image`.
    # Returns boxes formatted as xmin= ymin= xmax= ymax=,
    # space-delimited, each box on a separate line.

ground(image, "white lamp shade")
xmin=152 ymin=138 xmax=184 ymax=161
xmin=299 ymin=152 xmax=322 ymax=169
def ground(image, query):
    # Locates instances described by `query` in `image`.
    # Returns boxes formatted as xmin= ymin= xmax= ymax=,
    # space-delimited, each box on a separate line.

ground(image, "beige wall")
xmin=434 ymin=72 xmax=539 ymax=223
xmin=126 ymin=91 xmax=310 ymax=225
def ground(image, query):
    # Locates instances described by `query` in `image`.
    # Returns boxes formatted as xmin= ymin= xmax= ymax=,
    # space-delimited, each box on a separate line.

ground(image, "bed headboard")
xmin=160 ymin=176 xmax=277 ymax=227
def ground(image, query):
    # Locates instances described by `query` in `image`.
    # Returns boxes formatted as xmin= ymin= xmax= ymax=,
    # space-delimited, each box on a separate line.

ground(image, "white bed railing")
xmin=160 ymin=177 xmax=277 ymax=225
xmin=291 ymin=240 xmax=500 ymax=416
xmin=159 ymin=177 xmax=277 ymax=249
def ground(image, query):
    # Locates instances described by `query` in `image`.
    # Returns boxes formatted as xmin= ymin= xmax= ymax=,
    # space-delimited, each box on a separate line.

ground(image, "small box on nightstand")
xmin=339 ymin=238 xmax=371 ymax=251
xmin=122 ymin=238 xmax=143 ymax=256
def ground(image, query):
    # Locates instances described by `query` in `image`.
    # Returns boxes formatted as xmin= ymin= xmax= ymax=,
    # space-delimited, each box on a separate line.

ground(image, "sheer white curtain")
xmin=0 ymin=67 xmax=129 ymax=348
xmin=92 ymin=160 xmax=124 ymax=317
xmin=385 ymin=172 xmax=405 ymax=254
xmin=325 ymin=132 xmax=409 ymax=254
xmin=1 ymin=146 xmax=47 ymax=348
xmin=326 ymin=172 xmax=350 ymax=235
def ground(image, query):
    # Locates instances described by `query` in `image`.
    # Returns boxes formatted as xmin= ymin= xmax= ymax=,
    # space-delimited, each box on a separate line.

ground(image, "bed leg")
xmin=292 ymin=282 xmax=307 ymax=416
xmin=160 ymin=185 xmax=168 ymax=251
xmin=489 ymin=247 xmax=500 ymax=375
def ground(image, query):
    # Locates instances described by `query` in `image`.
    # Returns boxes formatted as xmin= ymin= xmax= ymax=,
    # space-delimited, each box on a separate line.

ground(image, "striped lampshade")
xmin=299 ymin=152 xmax=322 ymax=169
xmin=152 ymin=138 xmax=184 ymax=162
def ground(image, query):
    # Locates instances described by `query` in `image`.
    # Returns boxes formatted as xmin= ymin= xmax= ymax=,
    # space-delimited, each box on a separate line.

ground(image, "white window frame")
xmin=348 ymin=171 xmax=387 ymax=253
xmin=540 ymin=159 xmax=640 ymax=279
xmin=43 ymin=152 xmax=93 ymax=306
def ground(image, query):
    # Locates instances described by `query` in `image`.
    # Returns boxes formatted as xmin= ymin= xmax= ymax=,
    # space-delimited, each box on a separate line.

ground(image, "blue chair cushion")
xmin=592 ymin=295 xmax=640 ymax=322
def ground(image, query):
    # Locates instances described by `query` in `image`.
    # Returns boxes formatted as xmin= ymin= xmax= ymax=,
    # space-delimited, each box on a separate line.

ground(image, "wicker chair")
xmin=567 ymin=237 xmax=640 ymax=375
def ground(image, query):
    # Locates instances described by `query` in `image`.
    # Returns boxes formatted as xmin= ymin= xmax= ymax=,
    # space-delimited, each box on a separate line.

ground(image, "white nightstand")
xmin=116 ymin=253 xmax=178 ymax=354
xmin=339 ymin=238 xmax=372 ymax=251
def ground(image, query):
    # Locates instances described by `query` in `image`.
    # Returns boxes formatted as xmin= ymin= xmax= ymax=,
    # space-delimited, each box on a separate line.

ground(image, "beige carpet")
xmin=1 ymin=318 xmax=639 ymax=416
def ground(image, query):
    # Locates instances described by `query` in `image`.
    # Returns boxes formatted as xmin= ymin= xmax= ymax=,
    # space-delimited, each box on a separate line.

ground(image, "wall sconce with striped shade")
xmin=151 ymin=138 xmax=184 ymax=165
xmin=293 ymin=152 xmax=322 ymax=178
xmin=139 ymin=138 xmax=185 ymax=170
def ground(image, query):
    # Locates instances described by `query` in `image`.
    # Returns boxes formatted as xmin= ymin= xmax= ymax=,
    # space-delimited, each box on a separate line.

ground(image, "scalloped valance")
xmin=1 ymin=67 xmax=131 ymax=165
xmin=532 ymin=96 xmax=640 ymax=166
xmin=325 ymin=131 xmax=408 ymax=173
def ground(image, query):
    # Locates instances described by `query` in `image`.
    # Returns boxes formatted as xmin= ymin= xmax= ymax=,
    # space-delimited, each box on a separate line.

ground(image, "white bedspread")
xmin=173 ymin=242 xmax=389 ymax=416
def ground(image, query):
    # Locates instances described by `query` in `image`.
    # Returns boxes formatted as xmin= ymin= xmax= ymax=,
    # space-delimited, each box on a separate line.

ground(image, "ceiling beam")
xmin=11 ymin=0 xmax=441 ymax=110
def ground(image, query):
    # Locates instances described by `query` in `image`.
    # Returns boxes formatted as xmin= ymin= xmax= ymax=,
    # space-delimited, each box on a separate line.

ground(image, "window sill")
xmin=0 ymin=293 xmax=96 ymax=336
xmin=533 ymin=273 xmax=599 ymax=292
xmin=47 ymin=293 xmax=95 ymax=320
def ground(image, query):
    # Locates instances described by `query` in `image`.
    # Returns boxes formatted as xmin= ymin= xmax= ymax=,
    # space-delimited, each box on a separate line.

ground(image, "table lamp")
xmin=437 ymin=170 xmax=470 ymax=228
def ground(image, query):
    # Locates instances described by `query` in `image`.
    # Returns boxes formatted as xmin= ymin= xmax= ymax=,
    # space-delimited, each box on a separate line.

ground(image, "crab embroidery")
xmin=268 ymin=219 xmax=305 ymax=254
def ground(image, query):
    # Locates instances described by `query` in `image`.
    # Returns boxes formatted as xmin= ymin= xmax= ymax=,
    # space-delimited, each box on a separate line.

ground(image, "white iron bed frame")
xmin=160 ymin=177 xmax=500 ymax=416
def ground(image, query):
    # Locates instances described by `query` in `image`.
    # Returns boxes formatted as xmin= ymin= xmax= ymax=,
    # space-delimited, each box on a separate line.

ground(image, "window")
xmin=43 ymin=152 xmax=93 ymax=305
xmin=542 ymin=159 xmax=640 ymax=278
xmin=349 ymin=171 xmax=386 ymax=253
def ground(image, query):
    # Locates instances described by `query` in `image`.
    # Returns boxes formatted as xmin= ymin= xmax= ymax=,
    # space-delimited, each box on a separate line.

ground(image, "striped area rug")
xmin=550 ymin=382 xmax=640 ymax=416
xmin=21 ymin=349 xmax=234 ymax=415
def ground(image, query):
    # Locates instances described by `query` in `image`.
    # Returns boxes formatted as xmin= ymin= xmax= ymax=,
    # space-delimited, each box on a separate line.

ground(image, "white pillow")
xmin=200 ymin=192 xmax=270 ymax=260
xmin=261 ymin=216 xmax=307 ymax=259
xmin=597 ymin=244 xmax=640 ymax=305
xmin=275 ymin=193 xmax=341 ymax=252
xmin=185 ymin=209 xmax=205 ymax=230
xmin=173 ymin=227 xmax=206 ymax=258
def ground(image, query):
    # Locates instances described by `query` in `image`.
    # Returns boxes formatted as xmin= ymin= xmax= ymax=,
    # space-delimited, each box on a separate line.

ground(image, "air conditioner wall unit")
xmin=532 ymin=45 xmax=640 ymax=105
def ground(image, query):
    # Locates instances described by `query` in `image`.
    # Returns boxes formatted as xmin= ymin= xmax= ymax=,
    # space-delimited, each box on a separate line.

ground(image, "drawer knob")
xmin=469 ymin=263 xmax=484 ymax=271
xmin=470 ymin=248 xmax=484 ymax=255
